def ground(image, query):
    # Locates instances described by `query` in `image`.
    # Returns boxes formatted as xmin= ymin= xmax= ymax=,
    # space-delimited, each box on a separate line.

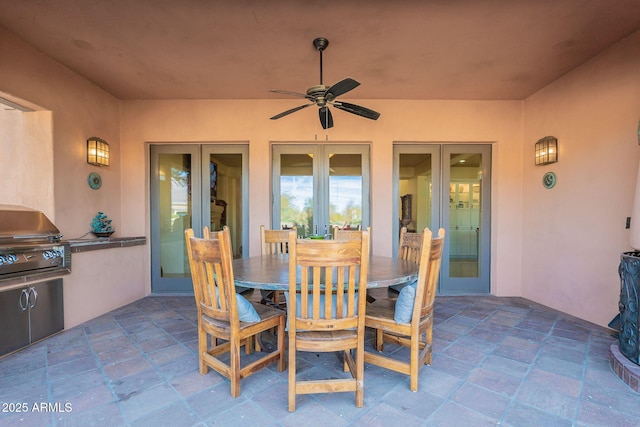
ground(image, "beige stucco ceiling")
xmin=1 ymin=0 xmax=640 ymax=101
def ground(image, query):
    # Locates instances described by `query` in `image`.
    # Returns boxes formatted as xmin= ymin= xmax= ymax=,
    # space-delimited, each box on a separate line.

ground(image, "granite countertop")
xmin=68 ymin=236 xmax=146 ymax=253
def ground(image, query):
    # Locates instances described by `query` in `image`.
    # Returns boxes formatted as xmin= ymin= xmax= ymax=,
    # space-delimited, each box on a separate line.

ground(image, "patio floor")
xmin=0 ymin=290 xmax=638 ymax=426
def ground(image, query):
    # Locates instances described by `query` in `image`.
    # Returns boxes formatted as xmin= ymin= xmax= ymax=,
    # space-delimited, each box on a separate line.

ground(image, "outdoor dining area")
xmin=0 ymin=226 xmax=637 ymax=426
xmin=183 ymin=225 xmax=444 ymax=412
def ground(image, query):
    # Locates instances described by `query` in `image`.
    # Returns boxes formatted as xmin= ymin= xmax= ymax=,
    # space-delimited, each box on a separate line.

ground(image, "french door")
xmin=150 ymin=144 xmax=248 ymax=293
xmin=393 ymin=144 xmax=491 ymax=294
xmin=272 ymin=144 xmax=370 ymax=236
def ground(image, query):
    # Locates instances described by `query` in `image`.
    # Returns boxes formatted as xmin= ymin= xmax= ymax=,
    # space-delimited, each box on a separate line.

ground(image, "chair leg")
xmin=277 ymin=317 xmax=286 ymax=372
xmin=254 ymin=334 xmax=262 ymax=353
xmin=245 ymin=336 xmax=254 ymax=355
xmin=425 ymin=326 xmax=433 ymax=365
xmin=288 ymin=339 xmax=296 ymax=412
xmin=375 ymin=329 xmax=384 ymax=352
xmin=230 ymin=337 xmax=241 ymax=398
xmin=410 ymin=332 xmax=419 ymax=392
xmin=355 ymin=343 xmax=364 ymax=407
xmin=273 ymin=290 xmax=285 ymax=307
xmin=199 ymin=329 xmax=208 ymax=374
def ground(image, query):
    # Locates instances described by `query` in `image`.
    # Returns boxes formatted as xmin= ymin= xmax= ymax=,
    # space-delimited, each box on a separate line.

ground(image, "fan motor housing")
xmin=307 ymin=85 xmax=328 ymax=97
xmin=307 ymin=85 xmax=329 ymax=105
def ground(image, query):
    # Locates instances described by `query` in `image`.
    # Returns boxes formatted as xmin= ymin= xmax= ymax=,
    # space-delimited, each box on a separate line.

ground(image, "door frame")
xmin=271 ymin=143 xmax=370 ymax=234
xmin=441 ymin=144 xmax=491 ymax=294
xmin=149 ymin=143 xmax=249 ymax=294
xmin=393 ymin=143 xmax=492 ymax=294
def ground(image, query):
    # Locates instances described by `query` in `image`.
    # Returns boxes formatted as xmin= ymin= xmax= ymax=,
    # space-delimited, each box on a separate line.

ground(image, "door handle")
xmin=19 ymin=289 xmax=29 ymax=311
xmin=28 ymin=287 xmax=38 ymax=309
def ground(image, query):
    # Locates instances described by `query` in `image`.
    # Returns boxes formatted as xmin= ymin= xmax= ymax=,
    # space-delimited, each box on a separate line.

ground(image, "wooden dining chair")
xmin=260 ymin=225 xmax=292 ymax=256
xmin=389 ymin=226 xmax=423 ymax=295
xmin=259 ymin=225 xmax=292 ymax=307
xmin=364 ymin=228 xmax=445 ymax=392
xmin=287 ymin=228 xmax=370 ymax=412
xmin=334 ymin=226 xmax=369 ymax=242
xmin=398 ymin=226 xmax=423 ymax=264
xmin=185 ymin=226 xmax=285 ymax=398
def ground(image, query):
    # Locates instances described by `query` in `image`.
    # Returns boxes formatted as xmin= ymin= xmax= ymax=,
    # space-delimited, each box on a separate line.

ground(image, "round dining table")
xmin=232 ymin=255 xmax=418 ymax=290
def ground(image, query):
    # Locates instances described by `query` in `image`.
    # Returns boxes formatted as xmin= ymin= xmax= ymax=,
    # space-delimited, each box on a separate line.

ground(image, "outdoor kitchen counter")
xmin=68 ymin=236 xmax=146 ymax=253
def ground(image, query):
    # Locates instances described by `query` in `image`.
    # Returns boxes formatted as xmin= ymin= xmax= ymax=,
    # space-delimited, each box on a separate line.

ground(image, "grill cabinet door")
xmin=28 ymin=279 xmax=64 ymax=343
xmin=0 ymin=287 xmax=30 ymax=356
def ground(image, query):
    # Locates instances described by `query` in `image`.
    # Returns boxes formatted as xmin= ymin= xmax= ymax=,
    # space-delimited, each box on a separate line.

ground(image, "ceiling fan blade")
xmin=319 ymin=106 xmax=334 ymax=129
xmin=270 ymin=103 xmax=315 ymax=120
xmin=333 ymin=101 xmax=380 ymax=120
xmin=325 ymin=78 xmax=360 ymax=100
xmin=270 ymin=89 xmax=315 ymax=101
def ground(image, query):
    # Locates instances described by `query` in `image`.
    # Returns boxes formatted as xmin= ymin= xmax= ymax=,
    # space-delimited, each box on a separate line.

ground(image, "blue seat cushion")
xmin=235 ymin=293 xmax=260 ymax=323
xmin=214 ymin=288 xmax=260 ymax=323
xmin=394 ymin=280 xmax=417 ymax=323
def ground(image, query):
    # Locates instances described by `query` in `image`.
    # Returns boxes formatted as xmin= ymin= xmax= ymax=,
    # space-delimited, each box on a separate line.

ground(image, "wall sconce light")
xmin=535 ymin=136 xmax=558 ymax=166
xmin=87 ymin=137 xmax=110 ymax=167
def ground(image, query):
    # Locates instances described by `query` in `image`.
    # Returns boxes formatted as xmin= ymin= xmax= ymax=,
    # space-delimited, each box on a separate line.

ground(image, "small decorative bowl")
xmin=92 ymin=231 xmax=114 ymax=238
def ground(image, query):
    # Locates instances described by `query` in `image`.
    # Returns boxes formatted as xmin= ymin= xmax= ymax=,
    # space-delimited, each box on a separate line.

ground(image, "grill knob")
xmin=43 ymin=250 xmax=62 ymax=260
xmin=0 ymin=254 xmax=17 ymax=264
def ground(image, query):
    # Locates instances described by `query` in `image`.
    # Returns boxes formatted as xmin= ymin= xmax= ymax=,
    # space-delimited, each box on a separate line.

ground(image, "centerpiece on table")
xmin=90 ymin=211 xmax=115 ymax=238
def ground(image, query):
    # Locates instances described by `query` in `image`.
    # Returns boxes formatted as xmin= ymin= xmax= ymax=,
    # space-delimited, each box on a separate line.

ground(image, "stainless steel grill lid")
xmin=0 ymin=205 xmax=62 ymax=243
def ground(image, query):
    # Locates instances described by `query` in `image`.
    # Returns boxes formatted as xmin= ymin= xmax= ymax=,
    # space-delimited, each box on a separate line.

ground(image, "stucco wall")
xmin=120 ymin=99 xmax=524 ymax=298
xmin=523 ymin=30 xmax=640 ymax=327
xmin=0 ymin=108 xmax=54 ymax=216
xmin=64 ymin=245 xmax=147 ymax=328
xmin=0 ymin=25 xmax=145 ymax=328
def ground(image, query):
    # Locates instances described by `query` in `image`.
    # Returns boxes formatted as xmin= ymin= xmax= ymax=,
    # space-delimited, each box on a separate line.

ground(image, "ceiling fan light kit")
xmin=270 ymin=37 xmax=380 ymax=129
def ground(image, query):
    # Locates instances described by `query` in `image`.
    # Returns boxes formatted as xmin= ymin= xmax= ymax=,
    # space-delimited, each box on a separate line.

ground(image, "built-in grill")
xmin=0 ymin=205 xmax=70 ymax=357
xmin=0 ymin=205 xmax=71 ymax=285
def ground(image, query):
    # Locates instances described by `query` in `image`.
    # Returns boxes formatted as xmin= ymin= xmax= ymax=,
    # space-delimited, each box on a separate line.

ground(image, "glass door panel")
xmin=329 ymin=153 xmax=363 ymax=230
xmin=151 ymin=145 xmax=200 ymax=293
xmin=202 ymin=148 xmax=248 ymax=258
xmin=273 ymin=144 xmax=369 ymax=238
xmin=150 ymin=144 xmax=248 ymax=293
xmin=442 ymin=145 xmax=491 ymax=293
xmin=393 ymin=145 xmax=440 ymax=257
xmin=278 ymin=151 xmax=315 ymax=235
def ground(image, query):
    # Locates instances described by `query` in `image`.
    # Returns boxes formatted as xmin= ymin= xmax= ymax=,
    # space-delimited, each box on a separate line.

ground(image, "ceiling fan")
xmin=270 ymin=37 xmax=380 ymax=129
